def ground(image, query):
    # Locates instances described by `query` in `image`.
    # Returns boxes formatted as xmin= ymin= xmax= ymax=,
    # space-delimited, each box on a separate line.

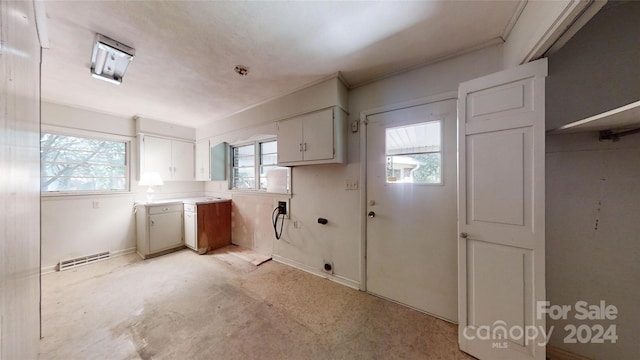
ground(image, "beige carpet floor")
xmin=39 ymin=247 xmax=474 ymax=360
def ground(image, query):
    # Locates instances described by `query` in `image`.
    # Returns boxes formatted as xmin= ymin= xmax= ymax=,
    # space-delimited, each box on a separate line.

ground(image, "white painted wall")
xmin=40 ymin=102 xmax=205 ymax=271
xmin=202 ymin=46 xmax=505 ymax=288
xmin=546 ymin=133 xmax=640 ymax=359
xmin=0 ymin=0 xmax=41 ymax=358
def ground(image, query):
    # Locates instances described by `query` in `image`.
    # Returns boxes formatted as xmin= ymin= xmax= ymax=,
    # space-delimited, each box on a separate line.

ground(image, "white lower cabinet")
xmin=183 ymin=204 xmax=197 ymax=250
xmin=136 ymin=203 xmax=184 ymax=259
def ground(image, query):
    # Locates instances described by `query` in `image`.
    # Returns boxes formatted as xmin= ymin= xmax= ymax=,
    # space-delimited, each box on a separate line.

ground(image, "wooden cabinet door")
xmin=171 ymin=140 xmax=195 ymax=181
xmin=197 ymin=201 xmax=231 ymax=251
xmin=302 ymin=108 xmax=334 ymax=161
xmin=276 ymin=117 xmax=303 ymax=164
xmin=143 ymin=136 xmax=172 ymax=180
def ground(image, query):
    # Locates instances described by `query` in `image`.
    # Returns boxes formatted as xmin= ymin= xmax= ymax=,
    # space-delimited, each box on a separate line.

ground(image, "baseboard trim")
xmin=40 ymin=264 xmax=57 ymax=275
xmin=547 ymin=345 xmax=592 ymax=360
xmin=111 ymin=247 xmax=136 ymax=258
xmin=272 ymin=254 xmax=360 ymax=290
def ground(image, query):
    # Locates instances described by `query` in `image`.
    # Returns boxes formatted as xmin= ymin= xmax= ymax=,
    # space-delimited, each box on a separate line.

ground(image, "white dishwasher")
xmin=183 ymin=203 xmax=197 ymax=251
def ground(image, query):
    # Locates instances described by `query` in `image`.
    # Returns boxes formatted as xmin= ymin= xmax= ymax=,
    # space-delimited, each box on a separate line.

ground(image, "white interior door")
xmin=458 ymin=59 xmax=547 ymax=359
xmin=366 ymin=99 xmax=458 ymax=321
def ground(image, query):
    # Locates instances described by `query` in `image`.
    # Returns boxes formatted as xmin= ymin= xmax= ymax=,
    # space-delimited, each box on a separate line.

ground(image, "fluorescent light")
xmin=90 ymin=34 xmax=135 ymax=84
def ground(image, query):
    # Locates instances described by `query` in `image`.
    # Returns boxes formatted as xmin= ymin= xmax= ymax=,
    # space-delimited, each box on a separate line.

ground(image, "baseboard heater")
xmin=58 ymin=251 xmax=110 ymax=271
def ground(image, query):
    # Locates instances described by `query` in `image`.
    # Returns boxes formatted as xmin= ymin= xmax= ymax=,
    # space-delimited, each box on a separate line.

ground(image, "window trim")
xmin=230 ymin=138 xmax=290 ymax=194
xmin=40 ymin=130 xmax=132 ymax=196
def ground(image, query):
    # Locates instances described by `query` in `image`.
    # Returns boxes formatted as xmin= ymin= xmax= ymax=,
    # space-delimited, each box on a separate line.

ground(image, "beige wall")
xmin=0 ymin=0 xmax=42 ymax=358
xmin=546 ymin=133 xmax=640 ymax=358
xmin=546 ymin=2 xmax=640 ymax=130
xmin=545 ymin=3 xmax=640 ymax=358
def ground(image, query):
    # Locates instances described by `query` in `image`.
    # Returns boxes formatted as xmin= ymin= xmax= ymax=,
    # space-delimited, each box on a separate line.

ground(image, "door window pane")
xmin=385 ymin=121 xmax=442 ymax=184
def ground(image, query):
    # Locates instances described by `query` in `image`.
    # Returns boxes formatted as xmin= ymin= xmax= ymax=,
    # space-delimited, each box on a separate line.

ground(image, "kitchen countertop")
xmin=136 ymin=197 xmax=230 ymax=206
xmin=182 ymin=197 xmax=231 ymax=205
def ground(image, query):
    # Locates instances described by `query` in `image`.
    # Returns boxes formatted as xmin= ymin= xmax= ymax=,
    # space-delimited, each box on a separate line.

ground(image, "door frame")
xmin=358 ymin=91 xmax=458 ymax=291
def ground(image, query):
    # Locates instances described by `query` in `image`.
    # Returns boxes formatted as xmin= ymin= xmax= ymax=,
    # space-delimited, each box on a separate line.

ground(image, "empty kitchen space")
xmin=39 ymin=248 xmax=471 ymax=359
xmin=3 ymin=1 xmax=639 ymax=360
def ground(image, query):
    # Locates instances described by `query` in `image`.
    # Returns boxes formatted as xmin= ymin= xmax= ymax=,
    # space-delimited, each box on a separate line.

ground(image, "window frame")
xmin=40 ymin=130 xmax=132 ymax=196
xmin=384 ymin=119 xmax=444 ymax=186
xmin=230 ymin=142 xmax=257 ymax=190
xmin=230 ymin=138 xmax=290 ymax=193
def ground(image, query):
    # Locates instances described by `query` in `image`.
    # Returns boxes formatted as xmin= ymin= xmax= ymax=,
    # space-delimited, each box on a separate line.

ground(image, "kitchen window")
xmin=231 ymin=139 xmax=290 ymax=193
xmin=40 ymin=132 xmax=129 ymax=193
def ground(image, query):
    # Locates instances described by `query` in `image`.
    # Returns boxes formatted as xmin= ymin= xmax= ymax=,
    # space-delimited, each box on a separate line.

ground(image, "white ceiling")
xmin=41 ymin=0 xmax=523 ymax=128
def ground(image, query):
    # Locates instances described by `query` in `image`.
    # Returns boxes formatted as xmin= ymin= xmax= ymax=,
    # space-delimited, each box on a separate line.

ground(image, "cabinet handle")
xmin=168 ymin=166 xmax=172 ymax=173
xmin=173 ymin=167 xmax=177 ymax=173
xmin=299 ymin=143 xmax=303 ymax=152
xmin=151 ymin=220 xmax=155 ymax=226
xmin=303 ymin=143 xmax=307 ymax=152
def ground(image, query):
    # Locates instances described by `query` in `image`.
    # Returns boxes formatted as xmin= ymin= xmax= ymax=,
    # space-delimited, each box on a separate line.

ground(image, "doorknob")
xmin=460 ymin=232 xmax=468 ymax=238
xmin=368 ymin=211 xmax=375 ymax=218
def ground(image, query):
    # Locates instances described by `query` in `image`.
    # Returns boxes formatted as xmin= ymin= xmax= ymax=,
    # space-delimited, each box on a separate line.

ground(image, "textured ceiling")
xmin=41 ymin=1 xmax=522 ymax=128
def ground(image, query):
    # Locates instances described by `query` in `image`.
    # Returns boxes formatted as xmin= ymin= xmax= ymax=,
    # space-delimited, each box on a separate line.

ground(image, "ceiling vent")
xmin=90 ymin=34 xmax=135 ymax=85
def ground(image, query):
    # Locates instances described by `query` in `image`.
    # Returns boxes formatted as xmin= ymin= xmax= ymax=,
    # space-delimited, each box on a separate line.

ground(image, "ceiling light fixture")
xmin=234 ymin=65 xmax=249 ymax=76
xmin=90 ymin=34 xmax=135 ymax=85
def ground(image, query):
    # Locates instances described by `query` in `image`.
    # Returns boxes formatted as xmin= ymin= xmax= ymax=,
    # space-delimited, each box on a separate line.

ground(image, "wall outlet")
xmin=273 ymin=198 xmax=290 ymax=219
xmin=92 ymin=200 xmax=100 ymax=209
xmin=345 ymin=179 xmax=358 ymax=190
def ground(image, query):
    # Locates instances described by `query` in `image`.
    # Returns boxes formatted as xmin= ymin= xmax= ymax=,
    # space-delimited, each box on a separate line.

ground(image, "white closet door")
xmin=458 ymin=59 xmax=547 ymax=360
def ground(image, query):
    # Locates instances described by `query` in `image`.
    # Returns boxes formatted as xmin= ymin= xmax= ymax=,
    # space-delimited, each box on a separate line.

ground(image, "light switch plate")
xmin=346 ymin=179 xmax=358 ymax=190
xmin=351 ymin=121 xmax=359 ymax=133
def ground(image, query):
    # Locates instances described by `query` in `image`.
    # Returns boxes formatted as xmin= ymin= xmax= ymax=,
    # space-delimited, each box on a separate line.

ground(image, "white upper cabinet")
xmin=195 ymin=139 xmax=210 ymax=181
xmin=141 ymin=134 xmax=195 ymax=181
xmin=171 ymin=140 xmax=195 ymax=181
xmin=143 ymin=136 xmax=173 ymax=180
xmin=276 ymin=107 xmax=346 ymax=166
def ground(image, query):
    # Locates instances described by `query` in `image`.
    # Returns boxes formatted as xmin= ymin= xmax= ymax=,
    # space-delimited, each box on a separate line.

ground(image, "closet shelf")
xmin=549 ymin=99 xmax=640 ymax=134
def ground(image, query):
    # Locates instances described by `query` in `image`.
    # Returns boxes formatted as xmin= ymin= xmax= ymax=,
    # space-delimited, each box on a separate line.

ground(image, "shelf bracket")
xmin=599 ymin=127 xmax=640 ymax=142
